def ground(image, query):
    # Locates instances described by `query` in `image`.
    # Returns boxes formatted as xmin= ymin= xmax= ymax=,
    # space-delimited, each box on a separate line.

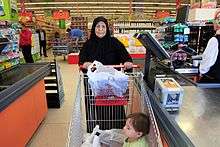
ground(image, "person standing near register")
xmin=199 ymin=11 xmax=220 ymax=82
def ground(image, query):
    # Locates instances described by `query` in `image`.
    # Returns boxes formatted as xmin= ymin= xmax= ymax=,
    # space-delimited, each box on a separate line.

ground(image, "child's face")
xmin=123 ymin=118 xmax=142 ymax=140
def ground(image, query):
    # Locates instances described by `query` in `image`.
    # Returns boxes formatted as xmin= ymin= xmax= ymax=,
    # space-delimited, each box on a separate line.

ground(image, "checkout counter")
xmin=135 ymin=32 xmax=220 ymax=147
xmin=0 ymin=63 xmax=50 ymax=146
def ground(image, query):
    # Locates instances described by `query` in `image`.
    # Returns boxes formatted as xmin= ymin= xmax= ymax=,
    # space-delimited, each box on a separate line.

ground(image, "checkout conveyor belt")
xmin=147 ymin=62 xmax=220 ymax=147
xmin=0 ymin=63 xmax=51 ymax=111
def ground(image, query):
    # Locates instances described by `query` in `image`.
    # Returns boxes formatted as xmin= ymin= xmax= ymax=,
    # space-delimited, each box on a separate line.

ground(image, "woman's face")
xmin=95 ymin=21 xmax=106 ymax=38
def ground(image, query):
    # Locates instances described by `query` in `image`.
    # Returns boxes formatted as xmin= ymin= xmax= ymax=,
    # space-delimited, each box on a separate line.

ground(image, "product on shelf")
xmin=114 ymin=33 xmax=145 ymax=54
xmin=113 ymin=20 xmax=157 ymax=34
xmin=70 ymin=16 xmax=88 ymax=51
xmin=35 ymin=17 xmax=60 ymax=49
xmin=0 ymin=21 xmax=19 ymax=71
xmin=71 ymin=17 xmax=88 ymax=39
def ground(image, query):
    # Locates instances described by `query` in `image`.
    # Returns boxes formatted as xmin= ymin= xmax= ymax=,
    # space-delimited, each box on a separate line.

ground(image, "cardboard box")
xmin=190 ymin=0 xmax=217 ymax=8
xmin=201 ymin=0 xmax=217 ymax=8
xmin=190 ymin=0 xmax=201 ymax=9
xmin=188 ymin=8 xmax=217 ymax=21
xmin=154 ymin=78 xmax=184 ymax=111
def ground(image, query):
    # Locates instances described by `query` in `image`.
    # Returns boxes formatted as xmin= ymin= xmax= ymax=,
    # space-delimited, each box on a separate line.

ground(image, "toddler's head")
xmin=123 ymin=112 xmax=150 ymax=141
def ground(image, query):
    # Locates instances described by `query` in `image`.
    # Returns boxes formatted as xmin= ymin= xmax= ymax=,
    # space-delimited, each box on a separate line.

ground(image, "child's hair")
xmin=126 ymin=112 xmax=150 ymax=137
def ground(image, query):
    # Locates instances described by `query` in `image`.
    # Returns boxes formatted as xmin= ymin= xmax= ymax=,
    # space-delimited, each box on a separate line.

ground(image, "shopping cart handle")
xmin=79 ymin=64 xmax=139 ymax=70
xmin=106 ymin=64 xmax=139 ymax=68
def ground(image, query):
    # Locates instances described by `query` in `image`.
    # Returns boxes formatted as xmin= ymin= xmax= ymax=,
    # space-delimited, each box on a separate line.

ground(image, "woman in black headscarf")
xmin=79 ymin=16 xmax=133 ymax=69
xmin=79 ymin=16 xmax=133 ymax=132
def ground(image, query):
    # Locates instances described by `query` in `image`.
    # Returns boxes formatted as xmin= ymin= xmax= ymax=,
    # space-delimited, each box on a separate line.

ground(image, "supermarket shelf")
xmin=0 ymin=41 xmax=18 ymax=45
xmin=116 ymin=26 xmax=156 ymax=29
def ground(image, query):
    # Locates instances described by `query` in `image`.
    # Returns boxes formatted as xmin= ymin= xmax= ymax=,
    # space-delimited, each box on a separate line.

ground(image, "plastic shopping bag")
xmin=82 ymin=125 xmax=125 ymax=147
xmin=87 ymin=61 xmax=129 ymax=105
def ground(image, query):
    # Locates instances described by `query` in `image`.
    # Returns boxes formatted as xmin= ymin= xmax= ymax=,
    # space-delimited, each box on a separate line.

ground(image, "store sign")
xmin=201 ymin=2 xmax=217 ymax=8
xmin=155 ymin=10 xmax=170 ymax=19
xmin=44 ymin=10 xmax=52 ymax=17
xmin=59 ymin=19 xmax=66 ymax=29
xmin=176 ymin=0 xmax=181 ymax=9
xmin=19 ymin=11 xmax=32 ymax=22
xmin=52 ymin=10 xmax=70 ymax=20
xmin=20 ymin=0 xmax=25 ymax=13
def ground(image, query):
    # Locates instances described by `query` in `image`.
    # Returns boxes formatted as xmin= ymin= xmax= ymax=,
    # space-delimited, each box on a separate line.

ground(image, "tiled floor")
xmin=27 ymin=53 xmax=80 ymax=147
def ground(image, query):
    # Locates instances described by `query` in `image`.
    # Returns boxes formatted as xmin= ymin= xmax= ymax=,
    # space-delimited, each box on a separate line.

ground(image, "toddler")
xmin=123 ymin=112 xmax=150 ymax=147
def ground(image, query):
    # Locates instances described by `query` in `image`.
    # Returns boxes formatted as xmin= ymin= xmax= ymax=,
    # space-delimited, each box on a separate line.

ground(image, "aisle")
xmin=27 ymin=52 xmax=80 ymax=147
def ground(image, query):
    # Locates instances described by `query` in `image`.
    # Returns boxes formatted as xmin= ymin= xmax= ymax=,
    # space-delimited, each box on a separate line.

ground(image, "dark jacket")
xmin=79 ymin=16 xmax=132 ymax=65
xmin=36 ymin=29 xmax=46 ymax=43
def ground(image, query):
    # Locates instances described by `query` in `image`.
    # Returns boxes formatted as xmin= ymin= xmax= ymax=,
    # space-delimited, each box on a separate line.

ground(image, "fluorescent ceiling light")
xmin=72 ymin=13 xmax=156 ymax=15
xmin=33 ymin=9 xmax=174 ymax=14
xmin=35 ymin=14 xmax=44 ymax=16
xmin=17 ymin=2 xmax=187 ymax=6
xmin=19 ymin=6 xmax=176 ymax=10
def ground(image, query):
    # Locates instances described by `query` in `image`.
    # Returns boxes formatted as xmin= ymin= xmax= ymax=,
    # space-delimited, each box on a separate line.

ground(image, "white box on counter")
xmin=154 ymin=78 xmax=184 ymax=111
xmin=188 ymin=8 xmax=217 ymax=21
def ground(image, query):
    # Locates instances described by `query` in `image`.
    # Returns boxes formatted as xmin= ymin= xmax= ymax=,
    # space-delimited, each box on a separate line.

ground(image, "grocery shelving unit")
xmin=36 ymin=18 xmax=60 ymax=49
xmin=70 ymin=17 xmax=88 ymax=50
xmin=114 ymin=20 xmax=159 ymax=34
xmin=188 ymin=24 xmax=215 ymax=54
xmin=0 ymin=21 xmax=19 ymax=72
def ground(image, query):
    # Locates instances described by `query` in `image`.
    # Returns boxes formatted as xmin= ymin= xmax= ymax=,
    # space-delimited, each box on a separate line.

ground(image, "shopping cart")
xmin=67 ymin=65 xmax=163 ymax=147
xmin=70 ymin=37 xmax=86 ymax=53
xmin=51 ymin=38 xmax=71 ymax=60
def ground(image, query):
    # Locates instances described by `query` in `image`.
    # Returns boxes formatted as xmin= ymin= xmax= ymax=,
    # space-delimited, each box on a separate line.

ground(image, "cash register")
xmin=134 ymin=32 xmax=185 ymax=111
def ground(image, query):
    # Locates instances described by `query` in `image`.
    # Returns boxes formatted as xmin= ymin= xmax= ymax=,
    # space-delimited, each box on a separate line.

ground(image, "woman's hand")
xmin=124 ymin=62 xmax=133 ymax=69
xmin=82 ymin=62 xmax=92 ymax=69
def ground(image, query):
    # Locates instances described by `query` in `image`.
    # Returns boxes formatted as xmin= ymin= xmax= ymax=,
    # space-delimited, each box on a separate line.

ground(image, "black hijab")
xmin=90 ymin=16 xmax=111 ymax=41
xmin=79 ymin=16 xmax=132 ymax=65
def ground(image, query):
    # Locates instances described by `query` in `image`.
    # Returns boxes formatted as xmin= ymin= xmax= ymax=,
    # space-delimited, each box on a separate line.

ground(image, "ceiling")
xmin=18 ymin=0 xmax=220 ymax=21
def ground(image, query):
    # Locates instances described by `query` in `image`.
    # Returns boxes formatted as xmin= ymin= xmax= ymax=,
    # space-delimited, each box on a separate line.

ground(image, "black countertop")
xmin=0 ymin=63 xmax=50 ymax=111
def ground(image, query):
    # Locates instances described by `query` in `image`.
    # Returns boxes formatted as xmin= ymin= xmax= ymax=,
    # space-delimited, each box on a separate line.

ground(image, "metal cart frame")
xmin=67 ymin=67 xmax=163 ymax=147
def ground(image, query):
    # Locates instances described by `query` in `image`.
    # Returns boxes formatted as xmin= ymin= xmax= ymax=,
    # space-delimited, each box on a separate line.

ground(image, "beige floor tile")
xmin=27 ymin=123 xmax=69 ymax=147
xmin=27 ymin=51 xmax=80 ymax=147
xmin=44 ymin=106 xmax=73 ymax=124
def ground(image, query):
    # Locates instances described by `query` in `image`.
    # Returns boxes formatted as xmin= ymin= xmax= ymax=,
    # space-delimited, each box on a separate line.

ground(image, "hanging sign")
xmin=20 ymin=0 xmax=25 ymax=13
xmin=19 ymin=11 xmax=32 ymax=22
xmin=176 ymin=0 xmax=181 ymax=9
xmin=59 ymin=19 xmax=66 ymax=29
xmin=53 ymin=10 xmax=70 ymax=20
xmin=44 ymin=10 xmax=52 ymax=17
xmin=155 ymin=10 xmax=170 ymax=19
xmin=201 ymin=1 xmax=217 ymax=8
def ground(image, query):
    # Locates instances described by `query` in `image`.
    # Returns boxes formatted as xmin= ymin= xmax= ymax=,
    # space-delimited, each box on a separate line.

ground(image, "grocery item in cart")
xmin=87 ymin=61 xmax=129 ymax=98
xmin=81 ymin=125 xmax=126 ymax=147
